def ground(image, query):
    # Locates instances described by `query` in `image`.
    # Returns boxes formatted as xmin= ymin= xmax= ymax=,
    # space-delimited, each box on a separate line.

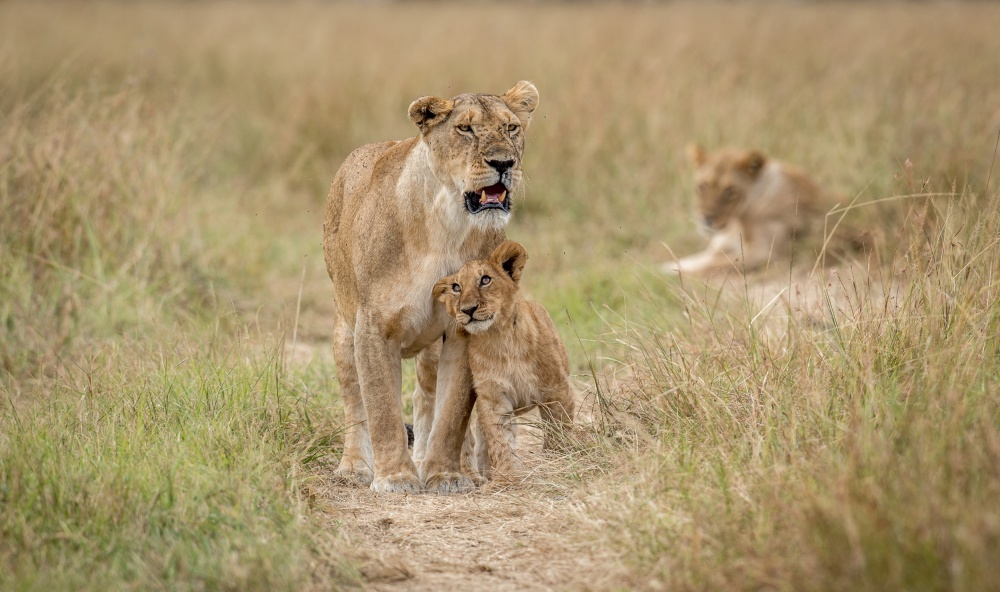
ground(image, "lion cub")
xmin=664 ymin=145 xmax=845 ymax=275
xmin=433 ymin=241 xmax=574 ymax=481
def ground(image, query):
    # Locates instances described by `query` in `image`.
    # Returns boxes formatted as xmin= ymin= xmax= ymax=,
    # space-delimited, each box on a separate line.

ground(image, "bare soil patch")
xmin=307 ymin=453 xmax=622 ymax=591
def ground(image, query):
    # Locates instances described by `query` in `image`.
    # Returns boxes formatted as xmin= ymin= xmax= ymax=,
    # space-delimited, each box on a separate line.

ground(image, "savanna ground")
xmin=3 ymin=2 xmax=1000 ymax=590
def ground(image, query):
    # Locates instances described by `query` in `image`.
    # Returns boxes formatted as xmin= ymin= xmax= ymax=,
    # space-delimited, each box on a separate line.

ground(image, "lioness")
xmin=323 ymin=82 xmax=539 ymax=493
xmin=663 ymin=146 xmax=843 ymax=275
xmin=433 ymin=241 xmax=575 ymax=481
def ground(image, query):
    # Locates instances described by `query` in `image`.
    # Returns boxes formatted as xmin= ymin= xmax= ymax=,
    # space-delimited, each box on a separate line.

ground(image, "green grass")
xmin=2 ymin=1 xmax=1000 ymax=590
xmin=0 ymin=338 xmax=354 ymax=590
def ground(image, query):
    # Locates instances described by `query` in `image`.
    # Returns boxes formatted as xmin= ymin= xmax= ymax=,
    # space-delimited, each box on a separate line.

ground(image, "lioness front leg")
xmin=420 ymin=330 xmax=477 ymax=493
xmin=354 ymin=315 xmax=421 ymax=493
xmin=411 ymin=342 xmax=439 ymax=468
xmin=332 ymin=316 xmax=374 ymax=486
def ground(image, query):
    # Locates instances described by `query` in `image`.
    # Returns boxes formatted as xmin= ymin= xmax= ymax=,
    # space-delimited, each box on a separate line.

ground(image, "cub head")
xmin=432 ymin=241 xmax=528 ymax=335
xmin=408 ymin=81 xmax=539 ymax=231
xmin=688 ymin=145 xmax=767 ymax=232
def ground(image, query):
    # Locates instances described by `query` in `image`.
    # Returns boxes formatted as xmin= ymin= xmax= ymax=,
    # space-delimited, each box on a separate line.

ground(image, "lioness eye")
xmin=457 ymin=124 xmax=472 ymax=133
xmin=507 ymin=124 xmax=519 ymax=134
xmin=480 ymin=275 xmax=492 ymax=286
xmin=451 ymin=283 xmax=461 ymax=293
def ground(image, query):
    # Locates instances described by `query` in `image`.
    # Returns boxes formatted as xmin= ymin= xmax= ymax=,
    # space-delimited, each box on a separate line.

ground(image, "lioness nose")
xmin=486 ymin=159 xmax=515 ymax=175
xmin=461 ymin=304 xmax=478 ymax=317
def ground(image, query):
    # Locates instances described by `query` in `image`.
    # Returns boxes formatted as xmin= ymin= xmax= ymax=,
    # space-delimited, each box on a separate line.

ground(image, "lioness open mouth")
xmin=464 ymin=183 xmax=510 ymax=214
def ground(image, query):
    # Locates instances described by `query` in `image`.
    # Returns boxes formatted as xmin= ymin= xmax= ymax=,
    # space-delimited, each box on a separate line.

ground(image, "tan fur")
xmin=664 ymin=146 xmax=842 ymax=275
xmin=323 ymin=82 xmax=539 ymax=493
xmin=433 ymin=241 xmax=575 ymax=482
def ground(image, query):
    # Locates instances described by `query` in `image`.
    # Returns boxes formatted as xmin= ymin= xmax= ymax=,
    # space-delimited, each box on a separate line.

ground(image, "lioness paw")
xmin=467 ymin=471 xmax=489 ymax=487
xmin=333 ymin=460 xmax=374 ymax=487
xmin=422 ymin=471 xmax=477 ymax=494
xmin=370 ymin=471 xmax=422 ymax=494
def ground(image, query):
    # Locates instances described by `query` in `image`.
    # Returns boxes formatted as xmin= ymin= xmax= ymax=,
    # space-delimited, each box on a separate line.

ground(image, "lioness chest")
xmin=394 ymin=252 xmax=469 ymax=358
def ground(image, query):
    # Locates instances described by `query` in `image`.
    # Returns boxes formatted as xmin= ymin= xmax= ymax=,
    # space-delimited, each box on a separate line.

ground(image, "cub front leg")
xmin=473 ymin=415 xmax=492 ymax=480
xmin=664 ymin=231 xmax=748 ymax=275
xmin=664 ymin=247 xmax=739 ymax=275
xmin=419 ymin=329 xmax=477 ymax=494
xmin=354 ymin=314 xmax=421 ymax=493
xmin=476 ymin=389 xmax=521 ymax=481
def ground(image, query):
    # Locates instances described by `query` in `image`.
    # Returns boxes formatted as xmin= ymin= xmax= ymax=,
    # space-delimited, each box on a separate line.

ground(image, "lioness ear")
xmin=408 ymin=96 xmax=454 ymax=133
xmin=687 ymin=144 xmax=707 ymax=167
xmin=502 ymin=81 xmax=539 ymax=129
xmin=432 ymin=277 xmax=454 ymax=302
xmin=740 ymin=150 xmax=767 ymax=177
xmin=490 ymin=241 xmax=528 ymax=284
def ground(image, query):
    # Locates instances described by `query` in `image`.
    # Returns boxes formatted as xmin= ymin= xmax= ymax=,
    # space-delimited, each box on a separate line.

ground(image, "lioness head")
xmin=408 ymin=82 xmax=539 ymax=230
xmin=688 ymin=145 xmax=767 ymax=232
xmin=433 ymin=241 xmax=528 ymax=334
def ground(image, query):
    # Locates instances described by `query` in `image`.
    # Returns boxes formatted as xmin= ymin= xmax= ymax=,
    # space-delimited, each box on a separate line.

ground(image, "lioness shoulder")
xmin=433 ymin=241 xmax=574 ymax=481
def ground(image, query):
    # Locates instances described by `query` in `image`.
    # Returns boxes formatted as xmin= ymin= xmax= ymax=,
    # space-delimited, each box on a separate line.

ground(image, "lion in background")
xmin=433 ymin=240 xmax=575 ymax=482
xmin=663 ymin=145 xmax=872 ymax=275
xmin=323 ymin=81 xmax=539 ymax=493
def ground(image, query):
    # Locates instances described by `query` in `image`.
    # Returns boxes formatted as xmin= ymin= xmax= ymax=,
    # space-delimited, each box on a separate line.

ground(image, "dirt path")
xmin=307 ymin=450 xmax=620 ymax=591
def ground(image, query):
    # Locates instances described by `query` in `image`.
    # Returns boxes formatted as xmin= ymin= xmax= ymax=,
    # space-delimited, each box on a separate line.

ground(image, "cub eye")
xmin=480 ymin=275 xmax=492 ymax=287
xmin=696 ymin=183 xmax=709 ymax=195
xmin=721 ymin=187 xmax=739 ymax=202
xmin=451 ymin=283 xmax=461 ymax=293
xmin=457 ymin=124 xmax=472 ymax=133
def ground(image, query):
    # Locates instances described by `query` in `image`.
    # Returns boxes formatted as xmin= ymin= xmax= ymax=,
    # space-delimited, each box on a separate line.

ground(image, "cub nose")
xmin=485 ymin=159 xmax=515 ymax=175
xmin=461 ymin=304 xmax=478 ymax=318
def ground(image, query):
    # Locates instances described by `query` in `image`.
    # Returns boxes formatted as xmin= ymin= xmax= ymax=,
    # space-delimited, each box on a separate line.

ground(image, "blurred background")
xmin=4 ymin=2 xmax=999 ymax=367
xmin=3 ymin=2 xmax=1000 ymax=590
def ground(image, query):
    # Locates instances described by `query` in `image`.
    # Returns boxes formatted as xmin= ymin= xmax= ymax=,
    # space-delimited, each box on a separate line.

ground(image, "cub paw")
xmin=370 ymin=471 xmax=422 ymax=494
xmin=333 ymin=459 xmax=374 ymax=487
xmin=422 ymin=471 xmax=477 ymax=494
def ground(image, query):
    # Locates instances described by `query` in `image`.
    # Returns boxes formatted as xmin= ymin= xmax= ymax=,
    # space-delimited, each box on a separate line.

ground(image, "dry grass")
xmin=585 ymin=192 xmax=1000 ymax=590
xmin=2 ymin=1 xmax=1000 ymax=590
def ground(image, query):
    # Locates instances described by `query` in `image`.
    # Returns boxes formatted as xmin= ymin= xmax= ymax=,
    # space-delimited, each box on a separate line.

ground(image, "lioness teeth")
xmin=477 ymin=188 xmax=507 ymax=205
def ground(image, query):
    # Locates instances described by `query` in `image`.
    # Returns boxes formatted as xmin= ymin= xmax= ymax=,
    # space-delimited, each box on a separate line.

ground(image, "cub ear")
xmin=408 ymin=96 xmax=454 ymax=133
xmin=740 ymin=150 xmax=767 ymax=177
xmin=687 ymin=144 xmax=707 ymax=167
xmin=489 ymin=241 xmax=528 ymax=284
xmin=432 ymin=277 xmax=454 ymax=302
xmin=502 ymin=81 xmax=539 ymax=128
